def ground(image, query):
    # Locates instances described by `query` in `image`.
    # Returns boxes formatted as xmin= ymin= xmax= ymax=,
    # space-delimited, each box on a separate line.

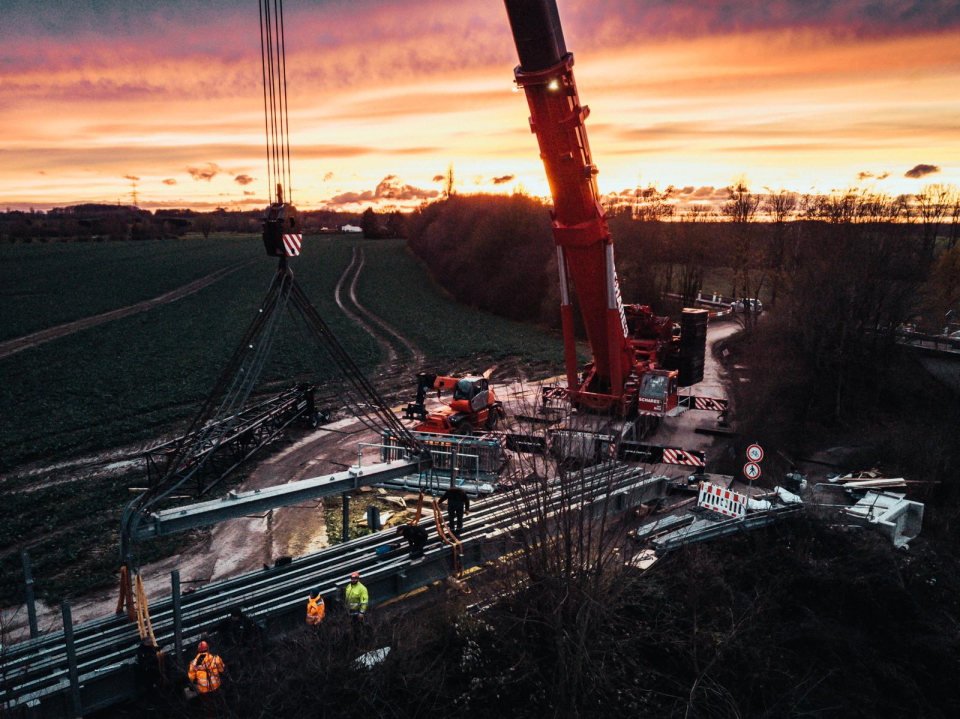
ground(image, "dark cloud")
xmin=323 ymin=172 xmax=334 ymax=182
xmin=122 ymin=174 xmax=140 ymax=181
xmin=566 ymin=0 xmax=960 ymax=44
xmin=243 ymin=191 xmax=256 ymax=196
xmin=187 ymin=163 xmax=222 ymax=181
xmin=326 ymin=175 xmax=439 ymax=206
xmin=904 ymin=163 xmax=940 ymax=179
xmin=492 ymin=175 xmax=515 ymax=185
xmin=327 ymin=190 xmax=376 ymax=205
xmin=37 ymin=170 xmax=46 ymax=175
xmin=233 ymin=174 xmax=254 ymax=185
xmin=162 ymin=178 xmax=177 ymax=185
xmin=432 ymin=175 xmax=445 ymax=182
xmin=857 ymin=171 xmax=892 ymax=181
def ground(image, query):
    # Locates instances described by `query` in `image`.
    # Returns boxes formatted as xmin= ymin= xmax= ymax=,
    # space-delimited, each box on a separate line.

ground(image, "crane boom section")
xmin=505 ymin=0 xmax=632 ymax=404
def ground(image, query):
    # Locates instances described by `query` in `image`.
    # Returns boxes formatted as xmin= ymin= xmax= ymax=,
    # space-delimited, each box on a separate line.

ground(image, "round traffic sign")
xmin=744 ymin=462 xmax=762 ymax=480
xmin=746 ymin=444 xmax=764 ymax=462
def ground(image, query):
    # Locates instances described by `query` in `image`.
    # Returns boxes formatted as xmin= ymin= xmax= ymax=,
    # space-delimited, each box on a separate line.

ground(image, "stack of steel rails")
xmin=1 ymin=462 xmax=665 ymax=717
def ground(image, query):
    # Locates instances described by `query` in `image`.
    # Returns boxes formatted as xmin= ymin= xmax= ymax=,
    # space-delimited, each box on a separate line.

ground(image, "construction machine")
xmin=503 ymin=0 xmax=724 ymax=450
xmin=404 ymin=372 xmax=505 ymax=435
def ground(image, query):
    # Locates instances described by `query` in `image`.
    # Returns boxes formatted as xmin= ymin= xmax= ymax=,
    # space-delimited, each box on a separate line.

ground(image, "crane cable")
xmin=259 ymin=0 xmax=293 ymax=203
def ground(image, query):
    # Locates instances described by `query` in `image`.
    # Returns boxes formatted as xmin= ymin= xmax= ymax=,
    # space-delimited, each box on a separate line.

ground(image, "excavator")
xmin=503 ymin=0 xmax=724 ymax=451
xmin=404 ymin=371 xmax=505 ymax=435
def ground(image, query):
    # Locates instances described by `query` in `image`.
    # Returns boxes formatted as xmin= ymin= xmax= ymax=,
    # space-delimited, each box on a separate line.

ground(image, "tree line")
xmin=0 ymin=206 xmax=372 ymax=243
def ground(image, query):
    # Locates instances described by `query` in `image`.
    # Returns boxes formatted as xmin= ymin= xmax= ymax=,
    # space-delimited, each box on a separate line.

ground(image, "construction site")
xmin=2 ymin=1 xmax=960 ymax=718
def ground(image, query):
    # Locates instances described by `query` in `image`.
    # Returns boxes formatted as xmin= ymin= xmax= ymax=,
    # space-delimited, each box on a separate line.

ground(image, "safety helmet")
xmin=198 ymin=640 xmax=209 ymax=652
xmin=310 ymin=588 xmax=320 ymax=597
xmin=350 ymin=572 xmax=360 ymax=581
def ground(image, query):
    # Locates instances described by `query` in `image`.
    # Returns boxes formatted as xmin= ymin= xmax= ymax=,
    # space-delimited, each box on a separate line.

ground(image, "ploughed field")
xmin=0 ymin=234 xmax=562 ymax=605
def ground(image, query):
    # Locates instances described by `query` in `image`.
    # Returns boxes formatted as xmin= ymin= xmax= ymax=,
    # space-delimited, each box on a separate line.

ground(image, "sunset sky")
xmin=2 ymin=0 xmax=959 ymax=212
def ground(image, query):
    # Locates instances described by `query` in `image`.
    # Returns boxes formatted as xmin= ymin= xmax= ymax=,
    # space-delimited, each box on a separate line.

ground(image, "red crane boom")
xmin=504 ymin=0 xmax=673 ymax=418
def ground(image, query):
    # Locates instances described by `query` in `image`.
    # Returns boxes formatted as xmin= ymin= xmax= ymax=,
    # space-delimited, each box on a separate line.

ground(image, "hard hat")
xmin=350 ymin=572 xmax=359 ymax=580
xmin=198 ymin=640 xmax=209 ymax=652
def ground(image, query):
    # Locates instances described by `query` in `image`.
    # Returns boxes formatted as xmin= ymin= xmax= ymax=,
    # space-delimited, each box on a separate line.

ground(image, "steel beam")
xmin=133 ymin=458 xmax=428 ymax=540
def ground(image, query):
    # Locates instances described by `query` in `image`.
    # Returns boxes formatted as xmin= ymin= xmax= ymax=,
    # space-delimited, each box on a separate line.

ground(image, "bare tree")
xmin=676 ymin=205 xmax=711 ymax=306
xmin=443 ymin=163 xmax=456 ymax=199
xmin=764 ymin=188 xmax=797 ymax=307
xmin=194 ymin=214 xmax=217 ymax=239
xmin=721 ymin=179 xmax=761 ymax=327
xmin=915 ymin=183 xmax=952 ymax=257
xmin=633 ymin=182 xmax=675 ymax=222
xmin=948 ymin=187 xmax=960 ymax=251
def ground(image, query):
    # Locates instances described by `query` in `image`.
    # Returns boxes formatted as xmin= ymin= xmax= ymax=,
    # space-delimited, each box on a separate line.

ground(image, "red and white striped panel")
xmin=693 ymin=397 xmax=727 ymax=411
xmin=282 ymin=233 xmax=302 ymax=257
xmin=663 ymin=448 xmax=705 ymax=467
xmin=542 ymin=387 xmax=568 ymax=401
xmin=697 ymin=481 xmax=747 ymax=518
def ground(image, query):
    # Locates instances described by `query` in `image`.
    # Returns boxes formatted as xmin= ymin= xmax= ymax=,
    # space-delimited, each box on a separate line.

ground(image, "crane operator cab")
xmin=451 ymin=377 xmax=492 ymax=414
xmin=635 ymin=369 xmax=679 ymax=416
xmin=262 ymin=184 xmax=301 ymax=257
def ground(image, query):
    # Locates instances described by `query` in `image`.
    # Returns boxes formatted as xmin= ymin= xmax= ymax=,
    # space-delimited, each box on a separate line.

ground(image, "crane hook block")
xmin=262 ymin=201 xmax=301 ymax=257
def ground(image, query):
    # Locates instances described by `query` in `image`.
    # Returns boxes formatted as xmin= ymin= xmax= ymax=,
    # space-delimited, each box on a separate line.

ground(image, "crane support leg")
xmin=560 ymin=305 xmax=579 ymax=392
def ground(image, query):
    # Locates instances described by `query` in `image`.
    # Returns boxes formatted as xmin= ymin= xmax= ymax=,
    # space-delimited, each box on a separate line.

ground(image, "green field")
xmin=0 ymin=234 xmax=565 ymax=604
xmin=355 ymin=242 xmax=565 ymax=363
xmin=0 ymin=237 xmax=260 ymax=341
xmin=0 ymin=236 xmax=563 ymax=473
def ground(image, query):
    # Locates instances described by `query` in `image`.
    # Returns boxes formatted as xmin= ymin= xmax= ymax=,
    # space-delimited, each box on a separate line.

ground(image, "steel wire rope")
xmin=260 ymin=0 xmax=281 ymax=200
xmin=288 ymin=279 xmax=419 ymax=450
xmin=277 ymin=0 xmax=292 ymax=200
xmin=130 ymin=267 xmax=294 ymax=523
xmin=127 ymin=274 xmax=284 ymax=517
xmin=284 ymin=303 xmax=385 ymax=438
xmin=258 ymin=0 xmax=272 ymax=196
xmin=259 ymin=0 xmax=292 ymax=202
xmin=146 ymin=270 xmax=295 ymax=509
xmin=286 ymin=288 xmax=397 ymax=439
xmin=122 ymin=269 xmax=299 ymax=572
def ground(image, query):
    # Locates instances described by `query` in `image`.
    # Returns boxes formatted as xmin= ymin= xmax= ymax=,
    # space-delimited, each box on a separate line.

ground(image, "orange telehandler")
xmin=404 ymin=371 xmax=505 ymax=435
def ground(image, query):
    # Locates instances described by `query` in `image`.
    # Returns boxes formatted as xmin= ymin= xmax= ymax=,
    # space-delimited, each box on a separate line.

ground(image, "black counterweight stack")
xmin=679 ymin=309 xmax=709 ymax=386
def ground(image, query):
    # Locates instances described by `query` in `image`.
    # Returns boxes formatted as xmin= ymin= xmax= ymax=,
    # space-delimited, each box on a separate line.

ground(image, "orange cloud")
xmin=1 ymin=1 xmax=958 ymax=209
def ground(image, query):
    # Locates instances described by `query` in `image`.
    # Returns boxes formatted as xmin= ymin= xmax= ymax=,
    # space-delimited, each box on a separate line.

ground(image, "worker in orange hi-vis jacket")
xmin=188 ymin=640 xmax=227 ymax=717
xmin=306 ymin=589 xmax=325 ymax=626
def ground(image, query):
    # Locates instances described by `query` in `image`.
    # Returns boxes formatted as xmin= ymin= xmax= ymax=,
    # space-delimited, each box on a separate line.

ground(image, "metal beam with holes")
xmin=133 ymin=457 xmax=430 ymax=540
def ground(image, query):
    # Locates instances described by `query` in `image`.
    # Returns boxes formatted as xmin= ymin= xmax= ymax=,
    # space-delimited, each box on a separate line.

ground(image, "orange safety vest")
xmin=306 ymin=595 xmax=325 ymax=625
xmin=188 ymin=652 xmax=225 ymax=694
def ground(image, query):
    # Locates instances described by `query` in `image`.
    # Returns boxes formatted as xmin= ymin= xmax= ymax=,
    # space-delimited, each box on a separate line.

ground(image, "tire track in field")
xmin=334 ymin=247 xmax=425 ymax=367
xmin=0 ymin=259 xmax=257 ymax=360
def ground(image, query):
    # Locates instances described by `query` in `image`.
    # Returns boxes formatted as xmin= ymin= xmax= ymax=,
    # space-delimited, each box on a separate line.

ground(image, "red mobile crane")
xmin=503 ymin=0 xmax=714 ymax=428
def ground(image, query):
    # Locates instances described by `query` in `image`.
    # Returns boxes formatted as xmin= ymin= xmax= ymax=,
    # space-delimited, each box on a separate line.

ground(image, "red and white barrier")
xmin=697 ymin=481 xmax=747 ymax=518
xmin=663 ymin=448 xmax=705 ymax=467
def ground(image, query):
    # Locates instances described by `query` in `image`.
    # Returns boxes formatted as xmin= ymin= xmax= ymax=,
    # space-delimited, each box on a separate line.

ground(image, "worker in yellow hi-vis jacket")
xmin=345 ymin=572 xmax=368 ymax=636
